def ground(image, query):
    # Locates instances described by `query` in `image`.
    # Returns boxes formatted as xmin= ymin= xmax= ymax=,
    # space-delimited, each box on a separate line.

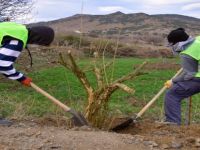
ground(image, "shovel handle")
xmin=30 ymin=82 xmax=71 ymax=112
xmin=136 ymin=68 xmax=183 ymax=118
xmin=185 ymin=96 xmax=192 ymax=125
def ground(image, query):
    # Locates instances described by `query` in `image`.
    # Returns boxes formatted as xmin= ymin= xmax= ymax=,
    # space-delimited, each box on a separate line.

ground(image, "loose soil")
xmin=114 ymin=119 xmax=200 ymax=150
xmin=0 ymin=119 xmax=200 ymax=150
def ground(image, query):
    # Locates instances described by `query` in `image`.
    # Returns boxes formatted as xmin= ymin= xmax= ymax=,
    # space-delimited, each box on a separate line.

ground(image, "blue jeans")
xmin=164 ymin=79 xmax=200 ymax=125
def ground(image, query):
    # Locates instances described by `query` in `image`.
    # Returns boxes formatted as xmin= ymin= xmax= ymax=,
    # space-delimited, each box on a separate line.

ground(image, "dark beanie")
xmin=27 ymin=26 xmax=54 ymax=46
xmin=167 ymin=28 xmax=189 ymax=45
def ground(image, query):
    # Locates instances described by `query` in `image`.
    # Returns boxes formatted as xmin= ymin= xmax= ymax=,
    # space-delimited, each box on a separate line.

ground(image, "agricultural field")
xmin=1 ymin=55 xmax=200 ymax=149
xmin=1 ymin=57 xmax=200 ymax=121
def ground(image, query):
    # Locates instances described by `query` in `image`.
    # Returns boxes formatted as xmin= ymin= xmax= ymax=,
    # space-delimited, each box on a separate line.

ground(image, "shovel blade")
xmin=70 ymin=110 xmax=89 ymax=126
xmin=111 ymin=118 xmax=135 ymax=131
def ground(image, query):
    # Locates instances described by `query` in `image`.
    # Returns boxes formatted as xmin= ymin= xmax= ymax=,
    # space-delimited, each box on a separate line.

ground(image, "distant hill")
xmin=30 ymin=11 xmax=200 ymax=45
xmin=29 ymin=12 xmax=200 ymax=58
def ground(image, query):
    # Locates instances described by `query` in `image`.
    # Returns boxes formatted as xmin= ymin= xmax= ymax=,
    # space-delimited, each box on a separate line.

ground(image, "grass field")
xmin=1 ymin=57 xmax=200 ymax=123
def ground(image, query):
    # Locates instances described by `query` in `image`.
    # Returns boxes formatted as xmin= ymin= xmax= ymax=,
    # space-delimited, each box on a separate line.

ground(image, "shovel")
xmin=111 ymin=68 xmax=183 ymax=131
xmin=30 ymin=82 xmax=88 ymax=126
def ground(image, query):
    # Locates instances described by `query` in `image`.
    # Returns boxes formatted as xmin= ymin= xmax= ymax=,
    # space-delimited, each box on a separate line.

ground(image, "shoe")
xmin=0 ymin=118 xmax=13 ymax=126
xmin=155 ymin=121 xmax=178 ymax=126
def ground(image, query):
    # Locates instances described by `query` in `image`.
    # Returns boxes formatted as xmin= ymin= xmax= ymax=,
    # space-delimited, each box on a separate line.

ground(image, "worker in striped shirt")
xmin=0 ymin=21 xmax=54 ymax=125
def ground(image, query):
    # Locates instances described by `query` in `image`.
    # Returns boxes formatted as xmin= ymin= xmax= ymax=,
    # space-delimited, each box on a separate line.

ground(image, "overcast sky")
xmin=32 ymin=0 xmax=200 ymax=22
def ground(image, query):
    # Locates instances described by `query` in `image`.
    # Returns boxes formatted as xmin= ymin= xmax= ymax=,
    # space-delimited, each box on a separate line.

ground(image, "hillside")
xmin=28 ymin=12 xmax=200 ymax=58
xmin=30 ymin=11 xmax=200 ymax=45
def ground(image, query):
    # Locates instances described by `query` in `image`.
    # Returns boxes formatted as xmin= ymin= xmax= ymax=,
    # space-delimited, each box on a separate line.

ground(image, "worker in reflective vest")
xmin=164 ymin=28 xmax=200 ymax=125
xmin=0 ymin=22 xmax=54 ymax=126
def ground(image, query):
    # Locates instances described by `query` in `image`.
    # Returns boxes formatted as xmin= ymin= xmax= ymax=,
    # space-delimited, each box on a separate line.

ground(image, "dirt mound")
xmin=115 ymin=119 xmax=200 ymax=149
xmin=1 ymin=120 xmax=200 ymax=150
xmin=0 ymin=121 xmax=147 ymax=150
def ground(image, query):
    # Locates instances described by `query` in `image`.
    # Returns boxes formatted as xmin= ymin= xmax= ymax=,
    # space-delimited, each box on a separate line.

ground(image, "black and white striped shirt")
xmin=0 ymin=40 xmax=25 ymax=81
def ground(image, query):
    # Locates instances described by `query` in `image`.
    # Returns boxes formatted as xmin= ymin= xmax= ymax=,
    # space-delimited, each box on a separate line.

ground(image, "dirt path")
xmin=0 ymin=120 xmax=200 ymax=150
xmin=0 ymin=121 xmax=147 ymax=150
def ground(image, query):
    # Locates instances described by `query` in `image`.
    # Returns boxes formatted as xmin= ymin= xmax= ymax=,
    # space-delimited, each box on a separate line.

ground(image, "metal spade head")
xmin=70 ymin=110 xmax=89 ymax=127
xmin=111 ymin=118 xmax=134 ymax=131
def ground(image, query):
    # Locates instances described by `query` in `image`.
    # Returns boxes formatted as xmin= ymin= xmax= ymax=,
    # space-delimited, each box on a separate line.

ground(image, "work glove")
xmin=21 ymin=77 xmax=32 ymax=87
xmin=164 ymin=80 xmax=173 ymax=88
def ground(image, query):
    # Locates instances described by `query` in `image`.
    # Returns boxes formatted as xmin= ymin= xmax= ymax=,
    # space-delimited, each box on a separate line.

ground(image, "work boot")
xmin=0 ymin=118 xmax=13 ymax=126
xmin=155 ymin=120 xmax=178 ymax=127
xmin=155 ymin=121 xmax=178 ymax=125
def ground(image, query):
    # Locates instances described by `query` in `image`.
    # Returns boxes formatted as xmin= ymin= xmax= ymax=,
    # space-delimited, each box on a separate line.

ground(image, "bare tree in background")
xmin=0 ymin=0 xmax=34 ymax=20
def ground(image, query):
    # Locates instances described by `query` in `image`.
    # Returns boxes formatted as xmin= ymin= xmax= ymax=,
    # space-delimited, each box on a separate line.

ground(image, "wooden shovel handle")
xmin=30 ymin=82 xmax=71 ymax=112
xmin=136 ymin=68 xmax=183 ymax=118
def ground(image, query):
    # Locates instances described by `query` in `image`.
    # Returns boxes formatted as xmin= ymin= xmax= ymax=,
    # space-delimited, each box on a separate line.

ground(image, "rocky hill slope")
xmin=31 ymin=11 xmax=200 ymax=45
xmin=29 ymin=12 xmax=200 ymax=57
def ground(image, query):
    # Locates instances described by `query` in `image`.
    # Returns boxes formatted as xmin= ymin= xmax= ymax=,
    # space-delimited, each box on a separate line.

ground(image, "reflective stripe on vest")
xmin=181 ymin=36 xmax=200 ymax=77
xmin=0 ymin=22 xmax=28 ymax=48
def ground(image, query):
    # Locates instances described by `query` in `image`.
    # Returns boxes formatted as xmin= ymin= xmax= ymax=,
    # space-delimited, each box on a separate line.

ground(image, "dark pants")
xmin=165 ymin=79 xmax=200 ymax=125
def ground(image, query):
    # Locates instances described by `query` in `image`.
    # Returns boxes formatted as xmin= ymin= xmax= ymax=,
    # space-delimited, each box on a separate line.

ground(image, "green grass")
xmin=1 ymin=57 xmax=200 ymax=123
